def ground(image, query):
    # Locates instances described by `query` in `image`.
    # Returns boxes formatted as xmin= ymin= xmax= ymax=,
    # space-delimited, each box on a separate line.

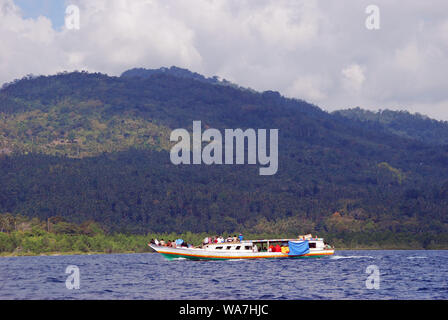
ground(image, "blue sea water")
xmin=0 ymin=250 xmax=447 ymax=300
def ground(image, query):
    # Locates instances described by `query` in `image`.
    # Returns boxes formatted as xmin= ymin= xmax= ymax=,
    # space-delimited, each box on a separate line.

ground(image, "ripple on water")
xmin=1 ymin=250 xmax=447 ymax=299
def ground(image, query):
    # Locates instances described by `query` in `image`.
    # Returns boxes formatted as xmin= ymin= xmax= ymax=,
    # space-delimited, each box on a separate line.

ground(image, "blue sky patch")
xmin=14 ymin=0 xmax=68 ymax=29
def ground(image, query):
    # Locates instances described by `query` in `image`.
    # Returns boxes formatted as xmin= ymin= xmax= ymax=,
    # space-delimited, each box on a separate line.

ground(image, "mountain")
xmin=333 ymin=107 xmax=448 ymax=146
xmin=121 ymin=66 xmax=242 ymax=89
xmin=1 ymin=69 xmax=448 ymax=247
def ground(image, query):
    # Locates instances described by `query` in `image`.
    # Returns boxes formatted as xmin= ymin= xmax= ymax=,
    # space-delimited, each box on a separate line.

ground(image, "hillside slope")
xmin=334 ymin=107 xmax=448 ymax=145
xmin=1 ymin=70 xmax=448 ymax=246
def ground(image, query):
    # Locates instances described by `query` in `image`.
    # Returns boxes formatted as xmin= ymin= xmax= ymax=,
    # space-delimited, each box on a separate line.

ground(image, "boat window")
xmin=236 ymin=246 xmax=241 ymax=250
xmin=244 ymin=246 xmax=251 ymax=250
xmin=215 ymin=246 xmax=223 ymax=250
xmin=309 ymin=242 xmax=316 ymax=248
xmin=226 ymin=246 xmax=232 ymax=250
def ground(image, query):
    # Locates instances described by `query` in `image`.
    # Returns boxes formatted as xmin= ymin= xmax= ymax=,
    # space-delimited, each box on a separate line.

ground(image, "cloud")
xmin=342 ymin=64 xmax=365 ymax=92
xmin=286 ymin=74 xmax=329 ymax=101
xmin=0 ymin=0 xmax=62 ymax=79
xmin=1 ymin=0 xmax=448 ymax=120
xmin=395 ymin=42 xmax=422 ymax=72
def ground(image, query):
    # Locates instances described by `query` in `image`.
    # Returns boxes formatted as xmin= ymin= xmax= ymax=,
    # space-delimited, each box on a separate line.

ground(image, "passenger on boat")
xmin=238 ymin=234 xmax=243 ymax=242
xmin=233 ymin=235 xmax=238 ymax=242
xmin=226 ymin=235 xmax=233 ymax=242
xmin=268 ymin=245 xmax=274 ymax=252
xmin=253 ymin=245 xmax=258 ymax=253
xmin=275 ymin=244 xmax=281 ymax=252
xmin=160 ymin=239 xmax=166 ymax=246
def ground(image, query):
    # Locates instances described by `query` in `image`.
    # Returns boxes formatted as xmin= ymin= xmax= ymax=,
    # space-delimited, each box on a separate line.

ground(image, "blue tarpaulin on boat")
xmin=288 ymin=241 xmax=310 ymax=256
xmin=175 ymin=239 xmax=184 ymax=246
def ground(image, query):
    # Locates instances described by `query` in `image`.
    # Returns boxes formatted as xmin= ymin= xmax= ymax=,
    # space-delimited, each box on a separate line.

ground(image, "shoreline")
xmin=0 ymin=250 xmax=144 ymax=258
xmin=2 ymin=248 xmax=448 ymax=258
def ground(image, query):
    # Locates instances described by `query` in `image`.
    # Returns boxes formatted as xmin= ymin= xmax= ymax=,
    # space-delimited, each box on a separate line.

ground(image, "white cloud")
xmin=0 ymin=0 xmax=63 ymax=79
xmin=1 ymin=0 xmax=448 ymax=119
xmin=342 ymin=64 xmax=365 ymax=92
xmin=286 ymin=74 xmax=329 ymax=101
xmin=395 ymin=42 xmax=422 ymax=72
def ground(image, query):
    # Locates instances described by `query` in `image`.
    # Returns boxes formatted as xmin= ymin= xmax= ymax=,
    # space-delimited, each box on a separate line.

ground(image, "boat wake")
xmin=330 ymin=255 xmax=373 ymax=260
xmin=407 ymin=256 xmax=427 ymax=260
xmin=226 ymin=259 xmax=245 ymax=261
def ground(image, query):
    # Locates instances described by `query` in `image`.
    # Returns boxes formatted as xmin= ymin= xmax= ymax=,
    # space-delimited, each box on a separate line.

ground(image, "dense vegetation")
xmin=0 ymin=213 xmax=150 ymax=255
xmin=334 ymin=107 xmax=448 ymax=146
xmin=1 ymin=68 xmax=448 ymax=250
xmin=2 ymin=214 xmax=446 ymax=255
xmin=121 ymin=66 xmax=243 ymax=89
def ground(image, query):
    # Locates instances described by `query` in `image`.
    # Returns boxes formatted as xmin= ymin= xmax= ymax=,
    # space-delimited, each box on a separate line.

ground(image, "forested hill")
xmin=333 ymin=107 xmax=448 ymax=146
xmin=121 ymin=66 xmax=242 ymax=89
xmin=1 ymin=69 xmax=448 ymax=247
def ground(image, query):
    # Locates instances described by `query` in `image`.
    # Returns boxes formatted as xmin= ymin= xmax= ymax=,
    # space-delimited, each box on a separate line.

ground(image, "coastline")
xmin=2 ymin=247 xmax=448 ymax=258
xmin=2 ymin=218 xmax=448 ymax=257
xmin=0 ymin=250 xmax=143 ymax=258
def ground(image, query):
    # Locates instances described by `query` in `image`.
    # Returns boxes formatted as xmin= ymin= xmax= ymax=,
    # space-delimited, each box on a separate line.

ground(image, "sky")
xmin=13 ymin=0 xmax=66 ymax=29
xmin=1 ymin=0 xmax=448 ymax=120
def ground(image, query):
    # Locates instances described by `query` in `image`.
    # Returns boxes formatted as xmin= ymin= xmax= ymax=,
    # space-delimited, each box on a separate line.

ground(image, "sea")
xmin=0 ymin=250 xmax=447 ymax=300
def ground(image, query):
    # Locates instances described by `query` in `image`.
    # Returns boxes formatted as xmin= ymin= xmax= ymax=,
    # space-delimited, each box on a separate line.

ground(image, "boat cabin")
xmin=203 ymin=243 xmax=254 ymax=252
xmin=202 ymin=237 xmax=326 ymax=252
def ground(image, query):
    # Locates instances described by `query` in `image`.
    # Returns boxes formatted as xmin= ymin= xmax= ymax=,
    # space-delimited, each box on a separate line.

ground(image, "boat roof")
xmin=244 ymin=238 xmax=323 ymax=243
xmin=206 ymin=238 xmax=323 ymax=245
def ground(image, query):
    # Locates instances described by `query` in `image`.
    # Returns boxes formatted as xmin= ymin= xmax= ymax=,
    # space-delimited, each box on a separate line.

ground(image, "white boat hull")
xmin=150 ymin=244 xmax=334 ymax=260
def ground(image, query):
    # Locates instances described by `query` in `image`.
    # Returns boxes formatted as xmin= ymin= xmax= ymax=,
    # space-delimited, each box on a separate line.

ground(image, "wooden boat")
xmin=150 ymin=236 xmax=334 ymax=260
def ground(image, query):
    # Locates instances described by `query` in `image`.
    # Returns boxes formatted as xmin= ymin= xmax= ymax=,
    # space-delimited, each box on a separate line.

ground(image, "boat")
xmin=149 ymin=235 xmax=334 ymax=260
